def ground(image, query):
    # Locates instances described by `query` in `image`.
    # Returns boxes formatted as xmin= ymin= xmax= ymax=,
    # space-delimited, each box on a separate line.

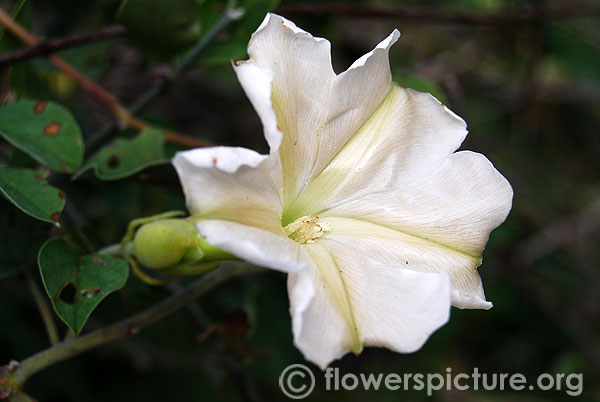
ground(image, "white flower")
xmin=173 ymin=14 xmax=513 ymax=369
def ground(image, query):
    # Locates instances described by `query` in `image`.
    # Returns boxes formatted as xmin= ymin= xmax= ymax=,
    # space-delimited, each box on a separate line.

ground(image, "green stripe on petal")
xmin=304 ymin=242 xmax=362 ymax=354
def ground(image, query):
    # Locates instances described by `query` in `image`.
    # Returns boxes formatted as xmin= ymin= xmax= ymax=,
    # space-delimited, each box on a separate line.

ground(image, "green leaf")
xmin=0 ymin=167 xmax=66 ymax=224
xmin=0 ymin=100 xmax=84 ymax=173
xmin=38 ymin=238 xmax=129 ymax=335
xmin=77 ymin=128 xmax=168 ymax=180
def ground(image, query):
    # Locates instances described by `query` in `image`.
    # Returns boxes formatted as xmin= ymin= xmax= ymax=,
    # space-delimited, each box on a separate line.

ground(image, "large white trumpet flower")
xmin=173 ymin=14 xmax=513 ymax=369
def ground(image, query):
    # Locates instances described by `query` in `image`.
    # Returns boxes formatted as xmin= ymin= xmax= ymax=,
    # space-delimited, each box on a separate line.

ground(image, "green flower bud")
xmin=128 ymin=216 xmax=236 ymax=280
xmin=132 ymin=219 xmax=204 ymax=270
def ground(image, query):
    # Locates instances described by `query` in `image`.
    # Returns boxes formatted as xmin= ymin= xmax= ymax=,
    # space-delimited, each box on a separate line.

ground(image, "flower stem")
xmin=96 ymin=243 xmax=122 ymax=256
xmin=8 ymin=263 xmax=265 ymax=387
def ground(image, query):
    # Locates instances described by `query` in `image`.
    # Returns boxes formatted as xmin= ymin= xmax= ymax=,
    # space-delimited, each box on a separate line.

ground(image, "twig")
xmin=6 ymin=263 xmax=265 ymax=388
xmin=24 ymin=270 xmax=60 ymax=346
xmin=276 ymin=3 xmax=600 ymax=25
xmin=0 ymin=8 xmax=207 ymax=149
xmin=86 ymin=8 xmax=243 ymax=153
xmin=0 ymin=25 xmax=127 ymax=67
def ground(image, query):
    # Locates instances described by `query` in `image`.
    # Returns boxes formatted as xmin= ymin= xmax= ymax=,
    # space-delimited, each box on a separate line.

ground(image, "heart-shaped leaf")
xmin=76 ymin=128 xmax=168 ymax=180
xmin=0 ymin=167 xmax=66 ymax=223
xmin=0 ymin=100 xmax=84 ymax=173
xmin=38 ymin=238 xmax=129 ymax=335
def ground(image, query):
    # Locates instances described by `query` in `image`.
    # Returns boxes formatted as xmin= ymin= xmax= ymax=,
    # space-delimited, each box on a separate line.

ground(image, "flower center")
xmin=283 ymin=215 xmax=331 ymax=245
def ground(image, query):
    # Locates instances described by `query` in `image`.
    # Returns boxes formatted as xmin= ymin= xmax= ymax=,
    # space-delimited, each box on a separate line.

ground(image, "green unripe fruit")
xmin=132 ymin=219 xmax=203 ymax=270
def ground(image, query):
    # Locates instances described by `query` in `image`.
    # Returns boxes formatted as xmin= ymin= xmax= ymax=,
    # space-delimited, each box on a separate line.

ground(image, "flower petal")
xmin=173 ymin=148 xmax=310 ymax=273
xmin=172 ymin=146 xmax=283 ymax=234
xmin=283 ymin=86 xmax=512 ymax=308
xmin=240 ymin=13 xmax=399 ymax=207
xmin=196 ymin=220 xmax=309 ymax=273
xmin=289 ymin=241 xmax=451 ymax=369
xmin=319 ymin=217 xmax=492 ymax=309
xmin=233 ymin=62 xmax=282 ymax=153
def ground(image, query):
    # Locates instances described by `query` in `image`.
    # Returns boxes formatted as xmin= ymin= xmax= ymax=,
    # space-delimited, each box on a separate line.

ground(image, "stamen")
xmin=284 ymin=215 xmax=331 ymax=244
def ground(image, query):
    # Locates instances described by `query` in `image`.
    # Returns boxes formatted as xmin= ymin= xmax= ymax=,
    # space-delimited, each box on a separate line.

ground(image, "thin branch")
xmin=0 ymin=8 xmax=208 ymax=149
xmin=24 ymin=270 xmax=60 ymax=346
xmin=276 ymin=3 xmax=600 ymax=25
xmin=0 ymin=25 xmax=126 ymax=68
xmin=6 ymin=263 xmax=265 ymax=388
xmin=86 ymin=8 xmax=243 ymax=153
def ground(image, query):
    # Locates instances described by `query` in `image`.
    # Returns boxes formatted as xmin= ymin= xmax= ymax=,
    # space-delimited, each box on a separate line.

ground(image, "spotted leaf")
xmin=0 ymin=167 xmax=66 ymax=224
xmin=38 ymin=238 xmax=129 ymax=335
xmin=0 ymin=100 xmax=84 ymax=173
xmin=76 ymin=128 xmax=168 ymax=180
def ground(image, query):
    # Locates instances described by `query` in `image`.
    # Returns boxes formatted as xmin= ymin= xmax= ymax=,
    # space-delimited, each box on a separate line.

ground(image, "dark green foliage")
xmin=0 ymin=100 xmax=84 ymax=173
xmin=0 ymin=167 xmax=66 ymax=223
xmin=38 ymin=237 xmax=129 ymax=334
xmin=77 ymin=128 xmax=168 ymax=180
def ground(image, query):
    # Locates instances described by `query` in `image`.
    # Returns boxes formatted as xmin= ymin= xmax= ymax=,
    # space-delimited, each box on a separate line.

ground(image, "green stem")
xmin=96 ymin=243 xmax=122 ymax=256
xmin=10 ymin=263 xmax=265 ymax=387
xmin=24 ymin=270 xmax=60 ymax=346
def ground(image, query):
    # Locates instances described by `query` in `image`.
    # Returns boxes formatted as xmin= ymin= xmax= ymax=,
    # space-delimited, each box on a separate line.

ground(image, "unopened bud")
xmin=132 ymin=219 xmax=204 ymax=270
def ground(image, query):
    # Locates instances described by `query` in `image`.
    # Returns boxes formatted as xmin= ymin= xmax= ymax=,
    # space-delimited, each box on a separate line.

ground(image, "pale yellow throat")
xmin=284 ymin=215 xmax=331 ymax=244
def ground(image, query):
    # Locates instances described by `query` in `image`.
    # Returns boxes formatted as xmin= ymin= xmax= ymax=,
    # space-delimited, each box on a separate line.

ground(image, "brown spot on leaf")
xmin=107 ymin=154 xmax=120 ymax=168
xmin=59 ymin=190 xmax=66 ymax=199
xmin=80 ymin=286 xmax=102 ymax=298
xmin=50 ymin=212 xmax=61 ymax=222
xmin=43 ymin=122 xmax=62 ymax=136
xmin=34 ymin=172 xmax=48 ymax=181
xmin=34 ymin=101 xmax=46 ymax=114
xmin=92 ymin=256 xmax=107 ymax=266
xmin=59 ymin=160 xmax=70 ymax=173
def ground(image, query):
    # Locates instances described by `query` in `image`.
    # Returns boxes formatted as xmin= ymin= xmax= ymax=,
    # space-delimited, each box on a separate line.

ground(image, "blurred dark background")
xmin=0 ymin=0 xmax=599 ymax=400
